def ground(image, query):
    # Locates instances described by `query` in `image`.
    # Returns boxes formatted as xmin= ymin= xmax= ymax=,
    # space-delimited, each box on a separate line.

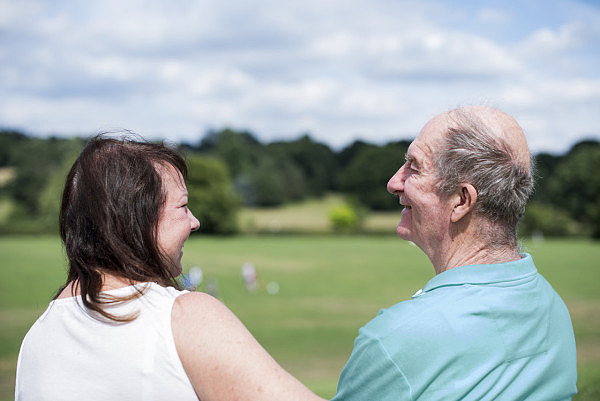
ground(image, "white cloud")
xmin=518 ymin=22 xmax=590 ymax=56
xmin=0 ymin=0 xmax=598 ymax=154
xmin=477 ymin=7 xmax=512 ymax=25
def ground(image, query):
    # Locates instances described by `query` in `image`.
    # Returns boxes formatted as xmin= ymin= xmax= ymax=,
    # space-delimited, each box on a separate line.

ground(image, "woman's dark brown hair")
xmin=58 ymin=135 xmax=188 ymax=322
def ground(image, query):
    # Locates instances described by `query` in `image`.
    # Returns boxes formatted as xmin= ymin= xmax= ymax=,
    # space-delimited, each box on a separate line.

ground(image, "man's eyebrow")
xmin=405 ymin=153 xmax=417 ymax=165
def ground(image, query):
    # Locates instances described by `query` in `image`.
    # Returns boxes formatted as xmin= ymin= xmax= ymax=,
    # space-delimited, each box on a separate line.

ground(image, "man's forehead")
xmin=409 ymin=121 xmax=446 ymax=159
xmin=405 ymin=143 xmax=432 ymax=172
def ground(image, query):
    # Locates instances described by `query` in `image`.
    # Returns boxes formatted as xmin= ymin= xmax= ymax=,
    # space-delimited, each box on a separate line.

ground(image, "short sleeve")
xmin=331 ymin=329 xmax=412 ymax=401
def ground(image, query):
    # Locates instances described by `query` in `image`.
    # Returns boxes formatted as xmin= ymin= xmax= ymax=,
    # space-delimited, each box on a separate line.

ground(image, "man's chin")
xmin=396 ymin=223 xmax=412 ymax=240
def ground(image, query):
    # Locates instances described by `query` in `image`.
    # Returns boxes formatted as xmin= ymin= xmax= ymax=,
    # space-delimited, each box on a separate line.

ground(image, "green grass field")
xmin=1 ymin=235 xmax=599 ymax=400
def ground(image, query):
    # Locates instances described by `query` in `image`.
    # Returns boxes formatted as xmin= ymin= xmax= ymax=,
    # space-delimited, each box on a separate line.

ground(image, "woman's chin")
xmin=171 ymin=253 xmax=183 ymax=277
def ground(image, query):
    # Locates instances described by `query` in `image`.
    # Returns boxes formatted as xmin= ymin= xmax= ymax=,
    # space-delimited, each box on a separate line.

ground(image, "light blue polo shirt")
xmin=332 ymin=254 xmax=577 ymax=400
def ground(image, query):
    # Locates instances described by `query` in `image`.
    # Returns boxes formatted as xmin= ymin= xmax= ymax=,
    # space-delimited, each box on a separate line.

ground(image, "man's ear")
xmin=451 ymin=183 xmax=477 ymax=223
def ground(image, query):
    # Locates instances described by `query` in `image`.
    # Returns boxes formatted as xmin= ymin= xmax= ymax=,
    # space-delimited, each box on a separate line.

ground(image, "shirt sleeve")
xmin=331 ymin=329 xmax=412 ymax=401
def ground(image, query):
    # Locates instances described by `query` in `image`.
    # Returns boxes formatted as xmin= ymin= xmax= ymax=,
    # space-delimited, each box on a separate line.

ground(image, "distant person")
xmin=15 ymin=136 xmax=325 ymax=401
xmin=332 ymin=106 xmax=577 ymax=400
xmin=242 ymin=262 xmax=259 ymax=292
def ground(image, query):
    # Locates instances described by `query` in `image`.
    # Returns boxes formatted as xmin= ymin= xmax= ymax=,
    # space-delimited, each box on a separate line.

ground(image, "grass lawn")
xmin=238 ymin=193 xmax=403 ymax=234
xmin=1 ymin=235 xmax=599 ymax=400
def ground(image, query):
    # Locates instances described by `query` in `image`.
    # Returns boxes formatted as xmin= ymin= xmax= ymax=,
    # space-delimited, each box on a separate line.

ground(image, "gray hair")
xmin=435 ymin=110 xmax=534 ymax=246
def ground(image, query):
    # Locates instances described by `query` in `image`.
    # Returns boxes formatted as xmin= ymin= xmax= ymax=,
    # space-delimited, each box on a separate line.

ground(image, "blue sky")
xmin=1 ymin=0 xmax=599 ymax=154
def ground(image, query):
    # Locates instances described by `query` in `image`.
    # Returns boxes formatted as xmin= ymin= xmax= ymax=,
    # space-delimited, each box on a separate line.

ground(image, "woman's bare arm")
xmin=172 ymin=291 xmax=327 ymax=401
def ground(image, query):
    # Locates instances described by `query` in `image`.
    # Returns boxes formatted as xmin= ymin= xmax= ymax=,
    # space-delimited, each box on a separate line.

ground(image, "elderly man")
xmin=332 ymin=106 xmax=577 ymax=400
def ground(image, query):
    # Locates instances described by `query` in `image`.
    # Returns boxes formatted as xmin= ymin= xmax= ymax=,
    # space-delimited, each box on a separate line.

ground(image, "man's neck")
xmin=430 ymin=229 xmax=521 ymax=275
xmin=433 ymin=246 xmax=521 ymax=274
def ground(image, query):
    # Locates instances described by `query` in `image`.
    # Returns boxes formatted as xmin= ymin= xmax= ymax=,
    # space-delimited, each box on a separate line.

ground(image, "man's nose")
xmin=387 ymin=165 xmax=406 ymax=195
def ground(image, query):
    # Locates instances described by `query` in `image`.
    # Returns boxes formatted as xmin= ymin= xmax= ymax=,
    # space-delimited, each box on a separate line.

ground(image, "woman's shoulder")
xmin=170 ymin=291 xmax=325 ymax=401
xmin=171 ymin=290 xmax=256 ymax=360
xmin=172 ymin=291 xmax=234 ymax=326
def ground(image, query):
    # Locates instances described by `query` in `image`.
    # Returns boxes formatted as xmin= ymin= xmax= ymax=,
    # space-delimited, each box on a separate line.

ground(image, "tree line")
xmin=0 ymin=129 xmax=598 ymax=238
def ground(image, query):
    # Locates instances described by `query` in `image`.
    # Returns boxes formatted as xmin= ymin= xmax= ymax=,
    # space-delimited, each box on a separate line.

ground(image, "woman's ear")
xmin=451 ymin=183 xmax=477 ymax=223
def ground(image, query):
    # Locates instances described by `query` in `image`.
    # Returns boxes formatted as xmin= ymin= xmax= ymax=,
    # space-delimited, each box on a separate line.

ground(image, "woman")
xmin=15 ymin=136 xmax=324 ymax=401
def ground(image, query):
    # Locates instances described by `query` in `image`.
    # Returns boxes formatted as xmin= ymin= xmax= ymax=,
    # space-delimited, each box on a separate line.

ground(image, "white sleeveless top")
xmin=15 ymin=283 xmax=198 ymax=401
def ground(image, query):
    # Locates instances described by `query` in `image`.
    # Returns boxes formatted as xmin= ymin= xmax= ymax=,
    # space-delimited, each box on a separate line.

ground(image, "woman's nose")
xmin=189 ymin=211 xmax=200 ymax=232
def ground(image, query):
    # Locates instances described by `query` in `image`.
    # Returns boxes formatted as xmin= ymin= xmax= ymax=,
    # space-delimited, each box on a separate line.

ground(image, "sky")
xmin=1 ymin=0 xmax=599 ymax=154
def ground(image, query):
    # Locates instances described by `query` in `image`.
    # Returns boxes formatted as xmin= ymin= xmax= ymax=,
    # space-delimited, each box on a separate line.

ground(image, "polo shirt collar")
xmin=421 ymin=253 xmax=537 ymax=294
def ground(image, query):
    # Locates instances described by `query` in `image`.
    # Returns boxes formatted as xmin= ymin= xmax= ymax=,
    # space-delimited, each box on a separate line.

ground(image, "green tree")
xmin=6 ymin=137 xmax=84 ymax=215
xmin=531 ymin=152 xmax=562 ymax=204
xmin=232 ymin=153 xmax=308 ymax=207
xmin=519 ymin=203 xmax=580 ymax=238
xmin=240 ymin=159 xmax=287 ymax=207
xmin=186 ymin=155 xmax=240 ymax=234
xmin=261 ymin=144 xmax=308 ymax=203
xmin=195 ymin=130 xmax=335 ymax=207
xmin=336 ymin=140 xmax=372 ymax=170
xmin=0 ymin=130 xmax=28 ymax=166
xmin=267 ymin=135 xmax=337 ymax=198
xmin=36 ymin=141 xmax=84 ymax=232
xmin=195 ymin=129 xmax=295 ymax=206
xmin=545 ymin=141 xmax=600 ymax=238
xmin=196 ymin=129 xmax=262 ymax=177
xmin=329 ymin=203 xmax=362 ymax=233
xmin=338 ymin=141 xmax=409 ymax=210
